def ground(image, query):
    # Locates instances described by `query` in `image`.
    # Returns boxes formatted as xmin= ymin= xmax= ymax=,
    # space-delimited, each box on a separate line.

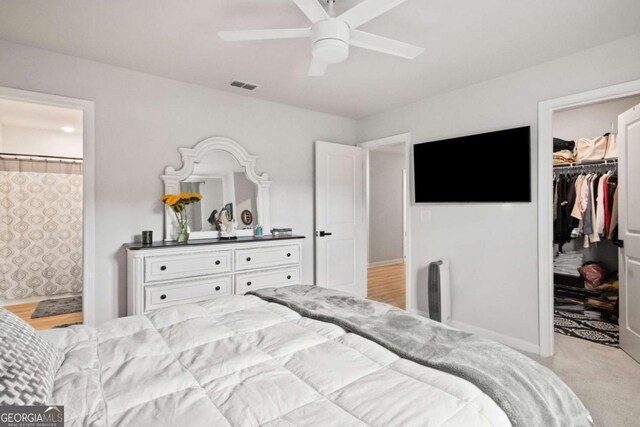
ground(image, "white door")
xmin=619 ymin=103 xmax=640 ymax=362
xmin=315 ymin=141 xmax=367 ymax=297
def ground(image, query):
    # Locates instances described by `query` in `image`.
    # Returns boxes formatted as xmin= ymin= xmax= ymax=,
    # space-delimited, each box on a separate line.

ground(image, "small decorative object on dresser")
xmin=241 ymin=209 xmax=253 ymax=225
xmin=161 ymin=193 xmax=203 ymax=243
xmin=125 ymin=235 xmax=305 ymax=315
xmin=272 ymin=227 xmax=293 ymax=237
xmin=218 ymin=207 xmax=237 ymax=239
xmin=141 ymin=230 xmax=153 ymax=245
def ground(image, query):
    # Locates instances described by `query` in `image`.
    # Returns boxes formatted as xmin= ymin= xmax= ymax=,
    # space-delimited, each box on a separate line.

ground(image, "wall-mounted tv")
xmin=413 ymin=126 xmax=531 ymax=203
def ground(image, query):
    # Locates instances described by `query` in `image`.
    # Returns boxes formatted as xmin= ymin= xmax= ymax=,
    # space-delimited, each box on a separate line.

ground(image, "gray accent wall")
xmin=369 ymin=150 xmax=404 ymax=265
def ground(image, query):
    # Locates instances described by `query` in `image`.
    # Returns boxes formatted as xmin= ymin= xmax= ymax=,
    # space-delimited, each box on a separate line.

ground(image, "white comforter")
xmin=41 ymin=295 xmax=511 ymax=426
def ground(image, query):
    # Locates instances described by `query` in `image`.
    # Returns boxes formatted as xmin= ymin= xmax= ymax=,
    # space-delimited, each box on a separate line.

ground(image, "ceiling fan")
xmin=218 ymin=0 xmax=424 ymax=76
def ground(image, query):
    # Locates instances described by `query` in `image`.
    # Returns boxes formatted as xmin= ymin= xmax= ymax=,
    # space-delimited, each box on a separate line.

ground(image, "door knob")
xmin=318 ymin=231 xmax=332 ymax=237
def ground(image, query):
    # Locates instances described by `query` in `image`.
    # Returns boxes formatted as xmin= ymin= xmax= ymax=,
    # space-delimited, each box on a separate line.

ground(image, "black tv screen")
xmin=413 ymin=126 xmax=531 ymax=203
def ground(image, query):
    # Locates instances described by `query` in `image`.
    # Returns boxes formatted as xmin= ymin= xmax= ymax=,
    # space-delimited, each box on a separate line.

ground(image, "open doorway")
xmin=538 ymin=80 xmax=640 ymax=357
xmin=360 ymin=134 xmax=411 ymax=310
xmin=0 ymin=96 xmax=85 ymax=329
xmin=551 ymin=95 xmax=640 ymax=348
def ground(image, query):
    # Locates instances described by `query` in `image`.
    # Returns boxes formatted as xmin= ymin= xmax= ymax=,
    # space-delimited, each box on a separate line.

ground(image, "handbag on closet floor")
xmin=575 ymin=135 xmax=608 ymax=162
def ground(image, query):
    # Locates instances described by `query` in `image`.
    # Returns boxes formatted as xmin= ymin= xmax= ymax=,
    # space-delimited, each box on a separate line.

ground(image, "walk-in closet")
xmin=552 ymin=95 xmax=640 ymax=348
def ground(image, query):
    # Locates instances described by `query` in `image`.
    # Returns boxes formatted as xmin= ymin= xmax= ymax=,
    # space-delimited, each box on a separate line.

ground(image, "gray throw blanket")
xmin=247 ymin=285 xmax=592 ymax=427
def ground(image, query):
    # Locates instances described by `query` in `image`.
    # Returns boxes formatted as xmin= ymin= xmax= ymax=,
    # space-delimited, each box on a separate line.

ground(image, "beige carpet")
xmin=527 ymin=333 xmax=640 ymax=427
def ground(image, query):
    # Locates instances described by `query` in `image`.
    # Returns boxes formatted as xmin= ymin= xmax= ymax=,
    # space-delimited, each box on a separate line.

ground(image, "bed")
xmin=2 ymin=285 xmax=592 ymax=426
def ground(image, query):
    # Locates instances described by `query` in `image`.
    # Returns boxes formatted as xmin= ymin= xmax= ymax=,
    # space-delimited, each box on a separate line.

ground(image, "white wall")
xmin=357 ymin=33 xmax=640 ymax=349
xmin=1 ymin=124 xmax=82 ymax=157
xmin=554 ymin=94 xmax=640 ymax=141
xmin=369 ymin=150 xmax=404 ymax=265
xmin=0 ymin=40 xmax=357 ymax=324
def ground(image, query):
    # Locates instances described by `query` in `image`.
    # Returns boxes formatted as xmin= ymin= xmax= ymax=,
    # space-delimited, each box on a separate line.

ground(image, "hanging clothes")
xmin=553 ymin=163 xmax=618 ymax=250
xmin=608 ymin=187 xmax=619 ymax=240
xmin=553 ymin=174 xmax=572 ymax=248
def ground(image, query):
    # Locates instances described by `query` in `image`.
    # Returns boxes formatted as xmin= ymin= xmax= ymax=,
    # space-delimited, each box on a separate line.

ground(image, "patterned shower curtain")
xmin=0 ymin=158 xmax=83 ymax=302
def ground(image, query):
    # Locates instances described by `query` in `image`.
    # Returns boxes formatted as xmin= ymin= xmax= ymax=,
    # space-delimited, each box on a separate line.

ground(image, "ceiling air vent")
xmin=230 ymin=80 xmax=258 ymax=91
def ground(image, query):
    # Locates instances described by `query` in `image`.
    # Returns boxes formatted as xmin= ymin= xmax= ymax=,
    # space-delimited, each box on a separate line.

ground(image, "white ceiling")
xmin=0 ymin=98 xmax=83 ymax=133
xmin=0 ymin=0 xmax=638 ymax=119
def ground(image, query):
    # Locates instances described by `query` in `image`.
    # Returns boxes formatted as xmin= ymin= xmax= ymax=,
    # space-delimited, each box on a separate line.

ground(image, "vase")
xmin=177 ymin=222 xmax=190 ymax=243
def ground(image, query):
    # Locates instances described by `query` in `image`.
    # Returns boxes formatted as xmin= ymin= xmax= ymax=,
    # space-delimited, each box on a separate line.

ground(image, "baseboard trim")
xmin=368 ymin=258 xmax=404 ymax=268
xmin=449 ymin=320 xmax=540 ymax=354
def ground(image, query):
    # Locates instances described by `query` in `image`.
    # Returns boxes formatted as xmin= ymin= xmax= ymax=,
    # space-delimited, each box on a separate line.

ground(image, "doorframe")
xmin=0 ymin=86 xmax=96 ymax=326
xmin=358 ymin=133 xmax=412 ymax=311
xmin=538 ymin=80 xmax=640 ymax=357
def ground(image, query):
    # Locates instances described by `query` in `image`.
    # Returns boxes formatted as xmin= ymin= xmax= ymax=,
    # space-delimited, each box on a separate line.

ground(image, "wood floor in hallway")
xmin=4 ymin=301 xmax=83 ymax=330
xmin=367 ymin=261 xmax=406 ymax=309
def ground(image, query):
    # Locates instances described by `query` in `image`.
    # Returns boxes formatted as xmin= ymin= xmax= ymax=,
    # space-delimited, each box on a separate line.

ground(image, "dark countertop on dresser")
xmin=125 ymin=234 xmax=305 ymax=250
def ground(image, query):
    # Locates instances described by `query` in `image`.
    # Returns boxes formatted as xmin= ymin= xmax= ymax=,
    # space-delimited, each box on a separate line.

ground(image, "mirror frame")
xmin=161 ymin=137 xmax=271 ymax=241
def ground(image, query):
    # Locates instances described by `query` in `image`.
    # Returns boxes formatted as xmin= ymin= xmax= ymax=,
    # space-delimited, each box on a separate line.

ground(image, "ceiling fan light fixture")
xmin=312 ymin=39 xmax=349 ymax=64
xmin=311 ymin=19 xmax=350 ymax=64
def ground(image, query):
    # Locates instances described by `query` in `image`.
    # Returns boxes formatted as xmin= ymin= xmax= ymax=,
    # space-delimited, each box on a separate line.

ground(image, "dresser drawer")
xmin=144 ymin=250 xmax=231 ymax=282
xmin=144 ymin=276 xmax=232 ymax=312
xmin=235 ymin=245 xmax=300 ymax=271
xmin=236 ymin=266 xmax=300 ymax=293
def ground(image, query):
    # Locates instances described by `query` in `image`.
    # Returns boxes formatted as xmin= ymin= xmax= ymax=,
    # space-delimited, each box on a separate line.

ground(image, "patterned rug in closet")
xmin=554 ymin=309 xmax=619 ymax=348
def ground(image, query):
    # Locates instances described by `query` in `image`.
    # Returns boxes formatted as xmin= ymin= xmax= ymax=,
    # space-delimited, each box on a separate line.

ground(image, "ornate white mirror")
xmin=161 ymin=137 xmax=271 ymax=241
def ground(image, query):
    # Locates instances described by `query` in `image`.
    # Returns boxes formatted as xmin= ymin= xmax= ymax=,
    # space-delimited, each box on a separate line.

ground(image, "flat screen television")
xmin=413 ymin=126 xmax=531 ymax=203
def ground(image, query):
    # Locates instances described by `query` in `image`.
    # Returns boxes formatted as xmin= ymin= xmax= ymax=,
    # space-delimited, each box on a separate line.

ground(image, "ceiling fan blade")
xmin=292 ymin=0 xmax=330 ymax=23
xmin=308 ymin=59 xmax=328 ymax=76
xmin=350 ymin=30 xmax=424 ymax=59
xmin=218 ymin=28 xmax=310 ymax=42
xmin=338 ymin=0 xmax=410 ymax=29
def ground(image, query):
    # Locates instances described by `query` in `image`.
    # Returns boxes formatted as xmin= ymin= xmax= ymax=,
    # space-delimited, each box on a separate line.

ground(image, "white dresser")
xmin=126 ymin=236 xmax=304 ymax=315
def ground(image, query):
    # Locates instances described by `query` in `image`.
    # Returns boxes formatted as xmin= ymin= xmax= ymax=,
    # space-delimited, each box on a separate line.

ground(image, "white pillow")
xmin=0 ymin=308 xmax=65 ymax=405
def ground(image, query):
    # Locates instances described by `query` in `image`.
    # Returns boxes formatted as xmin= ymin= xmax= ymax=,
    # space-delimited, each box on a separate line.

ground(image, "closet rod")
xmin=553 ymin=158 xmax=617 ymax=170
xmin=0 ymin=152 xmax=83 ymax=162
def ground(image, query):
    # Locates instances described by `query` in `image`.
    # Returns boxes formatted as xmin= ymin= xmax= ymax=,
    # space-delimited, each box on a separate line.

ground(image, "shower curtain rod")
xmin=0 ymin=152 xmax=83 ymax=162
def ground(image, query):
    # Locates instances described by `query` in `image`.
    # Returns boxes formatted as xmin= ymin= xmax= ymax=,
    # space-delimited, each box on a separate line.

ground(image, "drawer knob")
xmin=215 ymin=260 xmax=221 ymax=265
xmin=215 ymin=286 xmax=221 ymax=291
xmin=287 ymin=275 xmax=292 ymax=280
xmin=286 ymin=253 xmax=291 ymax=257
xmin=247 ymin=281 xmax=252 ymax=286
xmin=160 ymin=294 xmax=167 ymax=300
xmin=246 ymin=257 xmax=252 ymax=262
xmin=160 ymin=265 xmax=167 ymax=271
